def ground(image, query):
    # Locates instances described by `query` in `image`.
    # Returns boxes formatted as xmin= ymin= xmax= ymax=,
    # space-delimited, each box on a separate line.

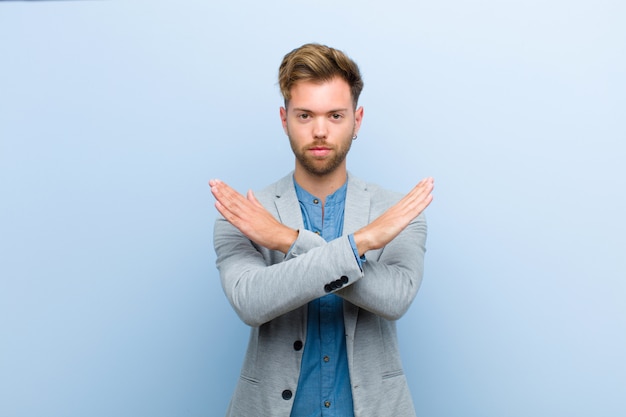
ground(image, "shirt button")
xmin=282 ymin=390 xmax=292 ymax=400
xmin=313 ymin=199 xmax=319 ymax=204
xmin=324 ymin=401 xmax=331 ymax=408
xmin=323 ymin=355 xmax=330 ymax=362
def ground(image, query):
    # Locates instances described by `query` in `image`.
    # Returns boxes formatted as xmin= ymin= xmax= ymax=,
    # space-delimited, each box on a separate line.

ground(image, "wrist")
xmin=275 ymin=227 xmax=299 ymax=254
xmin=353 ymin=229 xmax=372 ymax=257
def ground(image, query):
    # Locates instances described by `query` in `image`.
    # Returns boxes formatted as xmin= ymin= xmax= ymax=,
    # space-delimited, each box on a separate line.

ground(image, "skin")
xmin=210 ymin=76 xmax=434 ymax=256
xmin=280 ymin=76 xmax=363 ymax=202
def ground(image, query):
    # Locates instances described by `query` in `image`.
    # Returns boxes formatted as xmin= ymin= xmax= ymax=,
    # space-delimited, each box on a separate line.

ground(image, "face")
xmin=280 ymin=77 xmax=363 ymax=178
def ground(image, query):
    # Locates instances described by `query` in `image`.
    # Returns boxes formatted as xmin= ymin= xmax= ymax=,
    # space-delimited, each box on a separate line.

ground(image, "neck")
xmin=293 ymin=167 xmax=347 ymax=206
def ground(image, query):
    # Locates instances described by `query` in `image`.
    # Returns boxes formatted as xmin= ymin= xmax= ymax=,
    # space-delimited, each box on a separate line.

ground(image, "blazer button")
xmin=340 ymin=275 xmax=349 ymax=284
xmin=324 ymin=284 xmax=332 ymax=293
xmin=282 ymin=390 xmax=292 ymax=400
xmin=293 ymin=340 xmax=303 ymax=351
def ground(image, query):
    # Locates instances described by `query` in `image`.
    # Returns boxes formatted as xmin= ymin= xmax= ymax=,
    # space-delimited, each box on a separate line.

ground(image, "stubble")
xmin=289 ymin=135 xmax=353 ymax=177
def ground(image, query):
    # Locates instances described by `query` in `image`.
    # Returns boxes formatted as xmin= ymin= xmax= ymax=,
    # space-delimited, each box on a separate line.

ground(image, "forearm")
xmin=214 ymin=218 xmax=363 ymax=327
xmin=337 ymin=215 xmax=427 ymax=320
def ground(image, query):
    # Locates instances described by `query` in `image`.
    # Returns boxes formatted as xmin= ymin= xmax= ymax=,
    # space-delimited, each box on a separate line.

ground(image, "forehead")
xmin=288 ymin=77 xmax=353 ymax=112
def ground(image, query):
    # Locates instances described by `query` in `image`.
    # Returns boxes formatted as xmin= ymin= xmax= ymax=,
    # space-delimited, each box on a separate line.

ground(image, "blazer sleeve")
xmin=337 ymin=213 xmax=427 ymax=321
xmin=214 ymin=217 xmax=365 ymax=327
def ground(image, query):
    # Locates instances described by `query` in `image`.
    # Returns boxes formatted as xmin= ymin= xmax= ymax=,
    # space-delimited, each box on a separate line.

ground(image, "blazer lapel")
xmin=342 ymin=173 xmax=371 ymax=350
xmin=271 ymin=172 xmax=372 ymax=234
xmin=272 ymin=173 xmax=304 ymax=231
xmin=343 ymin=173 xmax=371 ymax=235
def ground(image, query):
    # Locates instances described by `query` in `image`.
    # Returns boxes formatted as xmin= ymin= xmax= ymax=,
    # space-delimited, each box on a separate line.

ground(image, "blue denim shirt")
xmin=290 ymin=179 xmax=356 ymax=417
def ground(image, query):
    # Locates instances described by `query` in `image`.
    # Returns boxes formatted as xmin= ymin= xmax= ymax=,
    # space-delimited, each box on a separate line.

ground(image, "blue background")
xmin=1 ymin=1 xmax=624 ymax=416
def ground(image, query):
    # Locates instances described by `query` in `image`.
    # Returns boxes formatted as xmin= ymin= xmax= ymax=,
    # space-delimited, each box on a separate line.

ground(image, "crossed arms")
xmin=211 ymin=177 xmax=434 ymax=327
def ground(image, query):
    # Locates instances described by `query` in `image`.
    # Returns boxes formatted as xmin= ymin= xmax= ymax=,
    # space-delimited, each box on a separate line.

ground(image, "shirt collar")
xmin=293 ymin=177 xmax=348 ymax=207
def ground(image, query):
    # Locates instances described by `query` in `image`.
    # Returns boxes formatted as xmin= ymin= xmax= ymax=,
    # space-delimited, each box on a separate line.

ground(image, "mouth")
xmin=308 ymin=147 xmax=332 ymax=158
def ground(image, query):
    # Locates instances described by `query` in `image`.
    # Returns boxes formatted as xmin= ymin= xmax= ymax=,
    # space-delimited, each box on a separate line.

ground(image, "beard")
xmin=289 ymin=134 xmax=353 ymax=177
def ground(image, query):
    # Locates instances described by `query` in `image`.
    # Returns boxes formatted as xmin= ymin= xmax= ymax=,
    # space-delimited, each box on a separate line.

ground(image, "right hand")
xmin=210 ymin=179 xmax=298 ymax=253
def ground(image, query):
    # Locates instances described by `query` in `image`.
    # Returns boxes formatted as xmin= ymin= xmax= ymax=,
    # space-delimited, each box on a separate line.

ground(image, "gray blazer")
xmin=214 ymin=172 xmax=426 ymax=417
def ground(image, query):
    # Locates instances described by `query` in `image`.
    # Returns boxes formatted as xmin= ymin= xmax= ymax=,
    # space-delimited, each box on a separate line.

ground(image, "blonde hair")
xmin=278 ymin=43 xmax=364 ymax=108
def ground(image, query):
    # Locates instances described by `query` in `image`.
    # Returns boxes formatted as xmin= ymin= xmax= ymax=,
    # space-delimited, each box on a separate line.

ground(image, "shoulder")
xmin=348 ymin=172 xmax=403 ymax=209
xmin=258 ymin=172 xmax=293 ymax=194
xmin=254 ymin=172 xmax=296 ymax=208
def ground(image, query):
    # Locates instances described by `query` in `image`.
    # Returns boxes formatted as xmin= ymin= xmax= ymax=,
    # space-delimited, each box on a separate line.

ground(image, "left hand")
xmin=353 ymin=177 xmax=433 ymax=256
xmin=209 ymin=179 xmax=298 ymax=253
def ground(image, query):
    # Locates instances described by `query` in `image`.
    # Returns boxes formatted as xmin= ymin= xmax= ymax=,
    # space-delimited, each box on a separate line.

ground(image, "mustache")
xmin=305 ymin=142 xmax=334 ymax=150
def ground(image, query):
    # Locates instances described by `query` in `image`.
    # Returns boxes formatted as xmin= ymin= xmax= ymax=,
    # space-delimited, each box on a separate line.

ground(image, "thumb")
xmin=247 ymin=189 xmax=262 ymax=207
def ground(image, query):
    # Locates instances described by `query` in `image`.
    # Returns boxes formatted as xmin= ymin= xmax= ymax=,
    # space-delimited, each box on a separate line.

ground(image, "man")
xmin=210 ymin=43 xmax=434 ymax=417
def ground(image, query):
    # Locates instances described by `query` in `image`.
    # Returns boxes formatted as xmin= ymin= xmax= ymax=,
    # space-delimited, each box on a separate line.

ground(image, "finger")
xmin=215 ymin=198 xmax=249 ymax=229
xmin=247 ymin=190 xmax=264 ymax=208
xmin=213 ymin=182 xmax=246 ymax=207
xmin=411 ymin=185 xmax=434 ymax=212
xmin=413 ymin=177 xmax=434 ymax=193
xmin=210 ymin=179 xmax=227 ymax=198
xmin=214 ymin=200 xmax=232 ymax=221
xmin=212 ymin=189 xmax=250 ymax=223
xmin=399 ymin=181 xmax=430 ymax=208
xmin=408 ymin=178 xmax=434 ymax=201
xmin=395 ymin=180 xmax=433 ymax=217
xmin=210 ymin=183 xmax=220 ymax=199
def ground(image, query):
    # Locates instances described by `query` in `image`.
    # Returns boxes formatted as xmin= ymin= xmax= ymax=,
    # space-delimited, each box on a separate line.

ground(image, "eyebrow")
xmin=292 ymin=107 xmax=349 ymax=114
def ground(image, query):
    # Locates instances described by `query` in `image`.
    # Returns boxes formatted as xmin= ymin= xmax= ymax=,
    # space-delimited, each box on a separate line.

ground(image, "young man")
xmin=210 ymin=43 xmax=434 ymax=417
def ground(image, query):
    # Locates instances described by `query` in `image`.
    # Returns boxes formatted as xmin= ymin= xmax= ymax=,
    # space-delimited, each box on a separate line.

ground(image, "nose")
xmin=312 ymin=117 xmax=328 ymax=140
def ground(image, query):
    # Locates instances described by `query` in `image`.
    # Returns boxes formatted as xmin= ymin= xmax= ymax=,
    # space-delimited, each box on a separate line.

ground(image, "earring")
xmin=352 ymin=134 xmax=358 ymax=140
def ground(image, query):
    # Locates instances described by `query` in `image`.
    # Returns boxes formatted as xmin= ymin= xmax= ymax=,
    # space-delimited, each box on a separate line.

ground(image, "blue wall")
xmin=1 ymin=1 xmax=624 ymax=416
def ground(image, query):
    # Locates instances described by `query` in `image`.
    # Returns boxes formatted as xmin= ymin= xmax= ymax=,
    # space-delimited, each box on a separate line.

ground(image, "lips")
xmin=308 ymin=147 xmax=332 ymax=157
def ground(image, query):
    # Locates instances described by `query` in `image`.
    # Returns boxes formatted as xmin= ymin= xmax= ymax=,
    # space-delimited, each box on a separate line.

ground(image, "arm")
xmin=337 ymin=177 xmax=433 ymax=320
xmin=214 ymin=219 xmax=364 ymax=327
xmin=338 ymin=214 xmax=427 ymax=320
xmin=211 ymin=177 xmax=433 ymax=325
xmin=211 ymin=179 xmax=364 ymax=326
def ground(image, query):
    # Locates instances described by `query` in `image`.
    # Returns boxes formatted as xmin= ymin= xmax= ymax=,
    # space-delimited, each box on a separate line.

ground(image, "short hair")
xmin=278 ymin=43 xmax=364 ymax=108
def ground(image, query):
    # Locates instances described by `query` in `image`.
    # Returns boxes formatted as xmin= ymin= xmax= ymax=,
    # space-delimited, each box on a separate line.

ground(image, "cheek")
xmin=287 ymin=123 xmax=306 ymax=138
xmin=335 ymin=124 xmax=354 ymax=139
xmin=285 ymin=125 xmax=305 ymax=146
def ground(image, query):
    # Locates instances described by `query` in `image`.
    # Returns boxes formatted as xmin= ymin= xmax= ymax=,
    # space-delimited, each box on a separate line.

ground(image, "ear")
xmin=279 ymin=107 xmax=288 ymax=135
xmin=353 ymin=106 xmax=364 ymax=136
